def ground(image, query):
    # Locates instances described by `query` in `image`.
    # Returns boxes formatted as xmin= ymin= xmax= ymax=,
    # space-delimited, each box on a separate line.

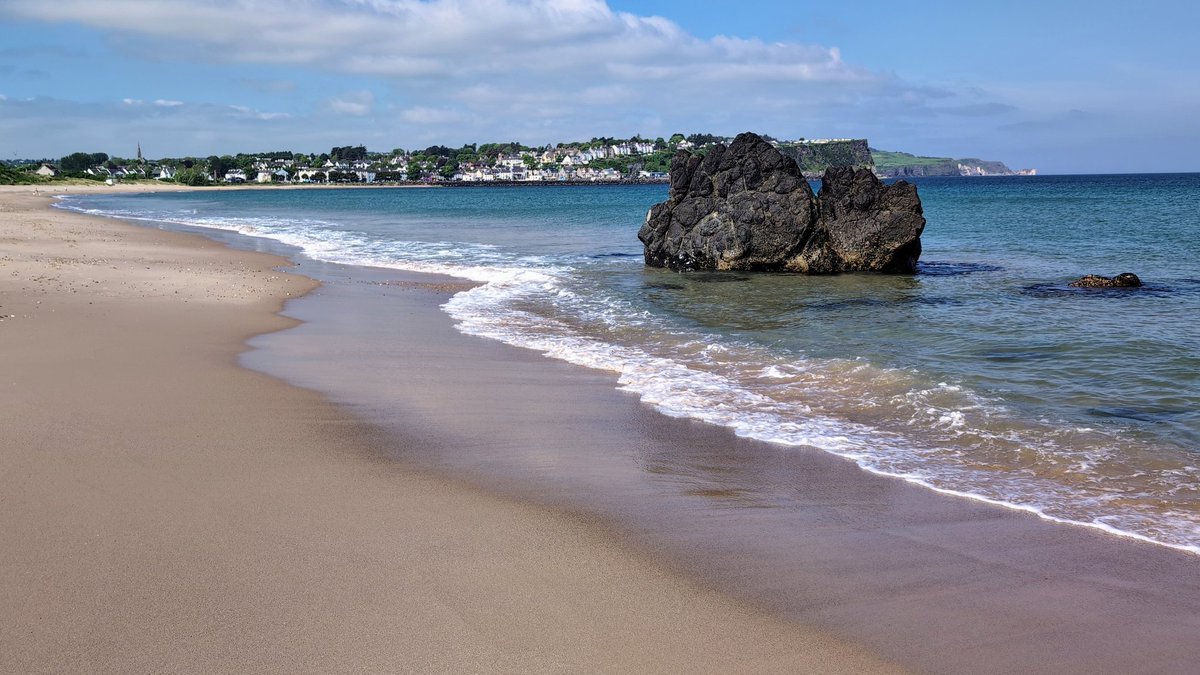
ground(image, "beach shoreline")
xmin=7 ymin=184 xmax=1200 ymax=673
xmin=240 ymin=227 xmax=1200 ymax=675
xmin=0 ymin=185 xmax=900 ymax=673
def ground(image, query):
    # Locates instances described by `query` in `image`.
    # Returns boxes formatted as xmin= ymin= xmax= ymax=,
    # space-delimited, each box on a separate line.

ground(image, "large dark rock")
xmin=638 ymin=132 xmax=925 ymax=273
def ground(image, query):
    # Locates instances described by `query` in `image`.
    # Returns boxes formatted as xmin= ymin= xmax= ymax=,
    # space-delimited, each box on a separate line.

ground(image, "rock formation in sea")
xmin=1069 ymin=273 xmax=1143 ymax=288
xmin=638 ymin=132 xmax=925 ymax=273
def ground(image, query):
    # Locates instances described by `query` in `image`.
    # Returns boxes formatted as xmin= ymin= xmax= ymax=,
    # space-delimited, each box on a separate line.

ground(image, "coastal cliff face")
xmin=871 ymin=149 xmax=1034 ymax=177
xmin=638 ymin=133 xmax=925 ymax=274
xmin=776 ymin=139 xmax=873 ymax=177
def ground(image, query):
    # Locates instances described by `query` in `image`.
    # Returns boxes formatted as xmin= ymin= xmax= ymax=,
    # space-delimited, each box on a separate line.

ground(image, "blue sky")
xmin=1 ymin=0 xmax=1196 ymax=173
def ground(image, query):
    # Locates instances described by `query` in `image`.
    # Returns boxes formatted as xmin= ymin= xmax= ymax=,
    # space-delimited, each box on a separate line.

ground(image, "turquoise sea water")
xmin=61 ymin=174 xmax=1200 ymax=552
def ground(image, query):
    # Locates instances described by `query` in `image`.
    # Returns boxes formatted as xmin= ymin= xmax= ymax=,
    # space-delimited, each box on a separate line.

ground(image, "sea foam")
xmin=55 ymin=195 xmax=1200 ymax=555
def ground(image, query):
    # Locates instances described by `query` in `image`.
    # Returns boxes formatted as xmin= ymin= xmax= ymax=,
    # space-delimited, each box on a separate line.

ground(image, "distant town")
xmin=0 ymin=133 xmax=1033 ymax=186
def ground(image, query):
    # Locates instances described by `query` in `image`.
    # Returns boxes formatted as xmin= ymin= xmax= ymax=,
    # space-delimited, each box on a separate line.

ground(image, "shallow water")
xmin=61 ymin=174 xmax=1200 ymax=551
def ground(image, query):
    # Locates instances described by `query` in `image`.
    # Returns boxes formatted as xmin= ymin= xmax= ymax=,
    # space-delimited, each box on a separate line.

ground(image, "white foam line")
xmin=446 ymin=281 xmax=1200 ymax=557
xmin=65 ymin=196 xmax=1200 ymax=557
xmin=840 ymin=463 xmax=1200 ymax=556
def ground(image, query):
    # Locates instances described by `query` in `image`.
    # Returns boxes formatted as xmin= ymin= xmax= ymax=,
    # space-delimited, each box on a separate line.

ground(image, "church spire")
xmin=137 ymin=142 xmax=143 ymax=163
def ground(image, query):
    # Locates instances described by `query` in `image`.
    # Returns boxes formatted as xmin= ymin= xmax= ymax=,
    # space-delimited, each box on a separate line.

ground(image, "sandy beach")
xmin=246 ymin=220 xmax=1200 ymax=674
xmin=0 ymin=185 xmax=900 ymax=673
xmin=6 ymin=184 xmax=1200 ymax=675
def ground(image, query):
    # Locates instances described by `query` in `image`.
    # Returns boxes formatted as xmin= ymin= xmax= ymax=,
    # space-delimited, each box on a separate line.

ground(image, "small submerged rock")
xmin=1069 ymin=273 xmax=1142 ymax=288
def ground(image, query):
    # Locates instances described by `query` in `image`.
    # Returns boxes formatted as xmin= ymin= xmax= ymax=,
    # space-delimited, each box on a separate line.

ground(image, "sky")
xmin=0 ymin=0 xmax=1197 ymax=173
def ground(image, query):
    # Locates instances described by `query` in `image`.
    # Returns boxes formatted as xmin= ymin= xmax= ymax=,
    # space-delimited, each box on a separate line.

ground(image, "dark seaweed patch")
xmin=591 ymin=252 xmax=640 ymax=258
xmin=1088 ymin=407 xmax=1188 ymax=423
xmin=1021 ymin=283 xmax=1075 ymax=298
xmin=980 ymin=349 xmax=1061 ymax=362
xmin=1022 ymin=283 xmax=1174 ymax=298
xmin=805 ymin=295 xmax=960 ymax=311
xmin=917 ymin=261 xmax=1004 ymax=276
xmin=682 ymin=272 xmax=753 ymax=283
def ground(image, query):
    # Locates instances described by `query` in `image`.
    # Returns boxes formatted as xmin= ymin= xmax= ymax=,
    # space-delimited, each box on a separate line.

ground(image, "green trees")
xmin=173 ymin=167 xmax=211 ymax=186
xmin=641 ymin=151 xmax=673 ymax=173
xmin=206 ymin=155 xmax=236 ymax=179
xmin=59 ymin=152 xmax=109 ymax=173
xmin=421 ymin=144 xmax=456 ymax=158
xmin=685 ymin=133 xmax=723 ymax=146
xmin=249 ymin=150 xmax=293 ymax=161
xmin=330 ymin=145 xmax=367 ymax=162
xmin=454 ymin=147 xmax=476 ymax=165
xmin=0 ymin=165 xmax=37 ymax=185
xmin=477 ymin=141 xmax=528 ymax=159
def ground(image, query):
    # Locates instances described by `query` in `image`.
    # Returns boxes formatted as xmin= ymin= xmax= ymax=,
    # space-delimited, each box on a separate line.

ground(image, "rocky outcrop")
xmin=1069 ymin=273 xmax=1142 ymax=288
xmin=638 ymin=133 xmax=925 ymax=273
xmin=795 ymin=166 xmax=926 ymax=273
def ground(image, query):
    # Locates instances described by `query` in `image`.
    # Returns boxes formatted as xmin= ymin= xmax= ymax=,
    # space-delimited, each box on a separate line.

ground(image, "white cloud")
xmin=4 ymin=0 xmax=1025 ymax=155
xmin=122 ymin=97 xmax=143 ymax=105
xmin=0 ymin=1 xmax=894 ymax=118
xmin=230 ymin=104 xmax=292 ymax=121
xmin=327 ymin=90 xmax=375 ymax=116
xmin=153 ymin=98 xmax=183 ymax=107
xmin=0 ymin=96 xmax=344 ymax=158
xmin=0 ymin=0 xmax=1034 ymax=160
xmin=398 ymin=106 xmax=467 ymax=125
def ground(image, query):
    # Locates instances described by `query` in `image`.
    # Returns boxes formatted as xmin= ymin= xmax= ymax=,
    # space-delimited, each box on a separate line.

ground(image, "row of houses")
xmin=453 ymin=164 xmax=627 ymax=183
xmin=31 ymin=138 xmax=672 ymax=185
xmin=33 ymin=163 xmax=176 ymax=180
xmin=238 ymin=147 xmax=667 ymax=183
xmin=35 ymin=160 xmax=664 ymax=185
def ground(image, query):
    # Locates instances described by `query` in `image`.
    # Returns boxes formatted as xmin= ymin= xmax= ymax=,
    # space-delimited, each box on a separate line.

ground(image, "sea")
xmin=59 ymin=173 xmax=1200 ymax=554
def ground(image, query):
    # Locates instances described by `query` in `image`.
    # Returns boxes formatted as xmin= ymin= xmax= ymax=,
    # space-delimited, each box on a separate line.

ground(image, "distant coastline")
xmin=4 ymin=133 xmax=1033 ymax=188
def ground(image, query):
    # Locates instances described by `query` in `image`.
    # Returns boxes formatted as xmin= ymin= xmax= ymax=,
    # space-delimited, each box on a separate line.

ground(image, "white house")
xmin=496 ymin=154 xmax=526 ymax=169
xmin=34 ymin=163 xmax=58 ymax=177
xmin=256 ymin=169 xmax=290 ymax=183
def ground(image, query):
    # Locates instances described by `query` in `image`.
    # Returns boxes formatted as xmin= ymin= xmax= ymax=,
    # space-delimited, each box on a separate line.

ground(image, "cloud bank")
xmin=0 ymin=0 xmax=1023 ymax=158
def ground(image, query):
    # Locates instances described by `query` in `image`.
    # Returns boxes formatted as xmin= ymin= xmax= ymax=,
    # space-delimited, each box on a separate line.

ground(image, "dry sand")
xmin=0 ymin=185 xmax=900 ymax=673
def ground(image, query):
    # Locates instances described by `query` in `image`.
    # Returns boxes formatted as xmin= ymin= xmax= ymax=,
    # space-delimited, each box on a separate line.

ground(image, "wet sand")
xmin=247 ymin=239 xmax=1200 ymax=674
xmin=8 ymin=184 xmax=1200 ymax=674
xmin=0 ymin=186 xmax=899 ymax=673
